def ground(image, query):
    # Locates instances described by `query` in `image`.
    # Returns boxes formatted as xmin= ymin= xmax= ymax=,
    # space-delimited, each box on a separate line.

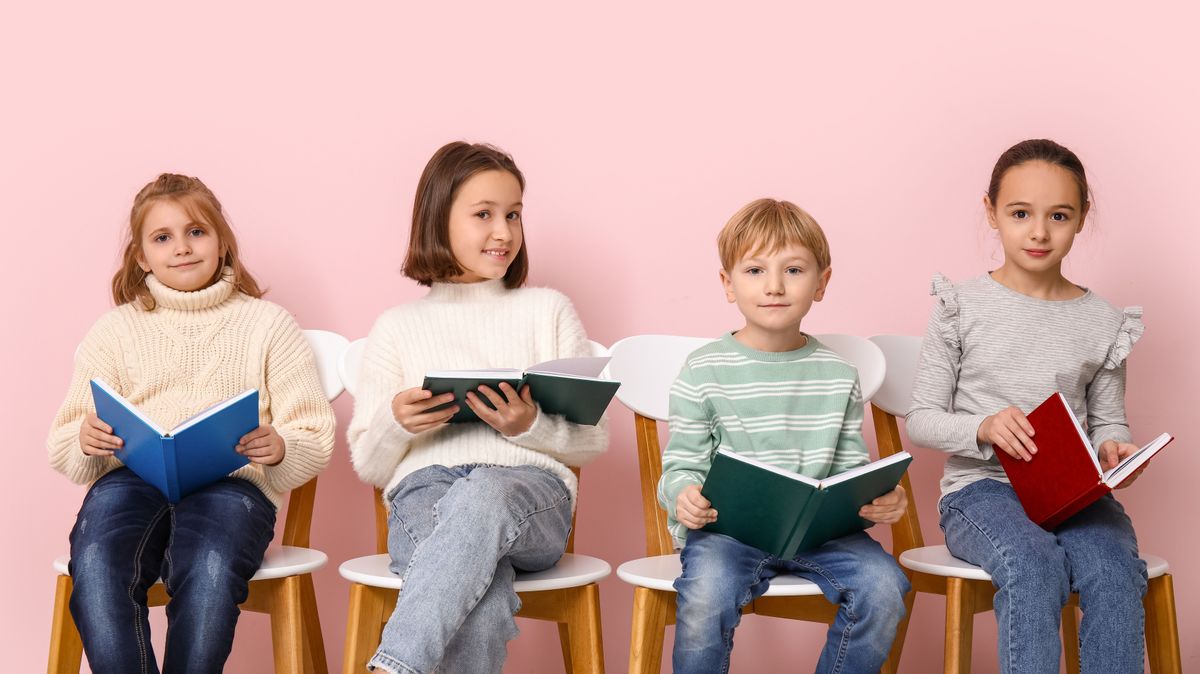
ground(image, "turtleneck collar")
xmin=425 ymin=279 xmax=509 ymax=302
xmin=146 ymin=267 xmax=237 ymax=311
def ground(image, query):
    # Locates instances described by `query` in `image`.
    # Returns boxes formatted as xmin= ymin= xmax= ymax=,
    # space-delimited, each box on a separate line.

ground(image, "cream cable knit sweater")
xmin=47 ymin=270 xmax=335 ymax=508
xmin=347 ymin=280 xmax=609 ymax=507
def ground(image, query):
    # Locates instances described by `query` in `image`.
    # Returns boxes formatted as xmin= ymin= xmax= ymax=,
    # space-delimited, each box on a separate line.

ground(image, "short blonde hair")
xmin=717 ymin=198 xmax=831 ymax=271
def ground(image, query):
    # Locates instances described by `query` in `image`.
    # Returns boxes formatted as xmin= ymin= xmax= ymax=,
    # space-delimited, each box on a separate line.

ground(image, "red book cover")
xmin=994 ymin=392 xmax=1173 ymax=530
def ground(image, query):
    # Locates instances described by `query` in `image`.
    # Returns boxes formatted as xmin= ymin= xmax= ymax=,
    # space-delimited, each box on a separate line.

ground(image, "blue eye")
xmin=153 ymin=234 xmax=169 ymax=243
xmin=745 ymin=267 xmax=763 ymax=275
xmin=189 ymin=227 xmax=206 ymax=237
xmin=786 ymin=267 xmax=804 ymax=275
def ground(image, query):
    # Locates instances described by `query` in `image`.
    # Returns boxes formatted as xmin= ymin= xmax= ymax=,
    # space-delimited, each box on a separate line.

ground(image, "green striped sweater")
xmin=658 ymin=332 xmax=868 ymax=546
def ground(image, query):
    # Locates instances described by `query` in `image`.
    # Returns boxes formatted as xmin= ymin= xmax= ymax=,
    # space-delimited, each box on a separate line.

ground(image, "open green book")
xmin=422 ymin=357 xmax=619 ymax=426
xmin=700 ymin=449 xmax=913 ymax=559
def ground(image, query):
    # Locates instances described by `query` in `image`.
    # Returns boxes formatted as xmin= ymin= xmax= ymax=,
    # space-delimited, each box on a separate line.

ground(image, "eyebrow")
xmin=469 ymin=200 xmax=523 ymax=208
xmin=1004 ymin=201 xmax=1077 ymax=211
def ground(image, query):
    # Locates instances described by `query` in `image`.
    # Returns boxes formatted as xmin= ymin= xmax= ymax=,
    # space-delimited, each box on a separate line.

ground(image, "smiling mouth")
xmin=760 ymin=304 xmax=790 ymax=308
xmin=483 ymin=250 xmax=509 ymax=258
xmin=171 ymin=261 xmax=201 ymax=269
xmin=1024 ymin=249 xmax=1051 ymax=256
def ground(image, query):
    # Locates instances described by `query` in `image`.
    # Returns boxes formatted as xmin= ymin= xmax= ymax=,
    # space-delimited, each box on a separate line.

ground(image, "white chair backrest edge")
xmin=609 ymin=334 xmax=719 ymax=421
xmin=339 ymin=337 xmax=370 ymax=398
xmin=867 ymin=334 xmax=924 ymax=417
xmin=302 ymin=329 xmax=349 ymax=402
xmin=811 ymin=333 xmax=886 ymax=402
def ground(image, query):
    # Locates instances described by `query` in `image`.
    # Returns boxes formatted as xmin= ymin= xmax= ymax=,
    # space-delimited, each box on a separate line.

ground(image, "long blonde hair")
xmin=112 ymin=174 xmax=263 ymax=310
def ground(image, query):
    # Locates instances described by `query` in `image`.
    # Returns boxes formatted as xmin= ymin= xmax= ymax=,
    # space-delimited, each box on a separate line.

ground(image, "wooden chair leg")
xmin=944 ymin=577 xmax=975 ymax=674
xmin=1144 ymin=574 xmax=1182 ymax=674
xmin=342 ymin=583 xmax=390 ymax=674
xmin=628 ymin=587 xmax=670 ymax=674
xmin=557 ymin=623 xmax=574 ymax=674
xmin=48 ymin=574 xmax=83 ymax=674
xmin=269 ymin=576 xmax=305 ymax=674
xmin=882 ymin=584 xmax=916 ymax=674
xmin=1061 ymin=604 xmax=1080 ymax=673
xmin=561 ymin=584 xmax=604 ymax=674
xmin=299 ymin=574 xmax=328 ymax=674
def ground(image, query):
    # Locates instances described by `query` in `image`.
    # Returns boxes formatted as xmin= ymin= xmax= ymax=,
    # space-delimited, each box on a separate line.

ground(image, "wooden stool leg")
xmin=299 ymin=574 xmax=328 ymax=674
xmin=557 ymin=623 xmax=573 ymax=674
xmin=944 ymin=578 xmax=975 ymax=674
xmin=48 ymin=574 xmax=84 ymax=674
xmin=342 ymin=583 xmax=389 ymax=674
xmin=628 ymin=587 xmax=669 ymax=674
xmin=270 ymin=576 xmax=305 ymax=674
xmin=563 ymin=584 xmax=604 ymax=674
xmin=1061 ymin=603 xmax=1080 ymax=673
xmin=1144 ymin=574 xmax=1182 ymax=674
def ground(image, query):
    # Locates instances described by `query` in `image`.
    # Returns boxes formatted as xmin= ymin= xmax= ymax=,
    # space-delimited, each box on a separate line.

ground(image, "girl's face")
xmin=447 ymin=170 xmax=524 ymax=283
xmin=136 ymin=199 xmax=223 ymax=292
xmin=986 ymin=160 xmax=1088 ymax=276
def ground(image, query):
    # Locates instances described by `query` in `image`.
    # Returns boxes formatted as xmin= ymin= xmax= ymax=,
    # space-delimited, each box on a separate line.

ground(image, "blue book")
xmin=90 ymin=379 xmax=258 ymax=503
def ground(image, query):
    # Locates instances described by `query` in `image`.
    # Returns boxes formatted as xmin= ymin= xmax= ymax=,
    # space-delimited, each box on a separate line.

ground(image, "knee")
xmin=166 ymin=548 xmax=253 ymax=606
xmin=995 ymin=539 xmax=1069 ymax=595
xmin=849 ymin=560 xmax=910 ymax=623
xmin=1076 ymin=553 xmax=1147 ymax=601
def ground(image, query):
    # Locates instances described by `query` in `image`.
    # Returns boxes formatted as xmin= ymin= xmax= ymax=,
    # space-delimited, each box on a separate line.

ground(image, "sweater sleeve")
xmin=260 ymin=312 xmax=335 ymax=494
xmin=657 ymin=362 xmax=714 ymax=512
xmin=1086 ymin=308 xmax=1143 ymax=449
xmin=505 ymin=294 xmax=609 ymax=466
xmin=830 ymin=378 xmax=869 ymax=472
xmin=347 ymin=314 xmax=418 ymax=489
xmin=47 ymin=314 xmax=124 ymax=484
xmin=905 ymin=275 xmax=992 ymax=459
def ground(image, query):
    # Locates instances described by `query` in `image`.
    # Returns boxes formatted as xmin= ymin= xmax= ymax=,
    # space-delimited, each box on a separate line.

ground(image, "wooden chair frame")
xmin=340 ymin=469 xmax=604 ymax=674
xmin=869 ymin=335 xmax=1183 ymax=673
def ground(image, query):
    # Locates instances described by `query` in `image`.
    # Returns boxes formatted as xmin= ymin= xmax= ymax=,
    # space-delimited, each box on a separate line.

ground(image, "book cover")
xmin=90 ymin=380 xmax=258 ymax=502
xmin=700 ymin=449 xmax=912 ymax=559
xmin=423 ymin=357 xmax=619 ymax=426
xmin=995 ymin=392 xmax=1173 ymax=530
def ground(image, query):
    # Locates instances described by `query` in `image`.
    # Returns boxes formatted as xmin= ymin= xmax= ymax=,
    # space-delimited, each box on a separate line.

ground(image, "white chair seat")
xmin=54 ymin=545 xmax=328 ymax=583
xmin=616 ymin=554 xmax=824 ymax=597
xmin=899 ymin=544 xmax=1169 ymax=581
xmin=338 ymin=553 xmax=611 ymax=593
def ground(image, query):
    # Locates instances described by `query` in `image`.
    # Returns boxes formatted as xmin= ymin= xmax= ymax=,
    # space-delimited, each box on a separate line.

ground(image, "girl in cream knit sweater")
xmin=47 ymin=174 xmax=334 ymax=674
xmin=347 ymin=142 xmax=608 ymax=674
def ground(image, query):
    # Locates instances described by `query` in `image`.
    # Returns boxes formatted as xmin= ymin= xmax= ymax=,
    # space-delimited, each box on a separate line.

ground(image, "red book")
xmin=994 ymin=392 xmax=1173 ymax=530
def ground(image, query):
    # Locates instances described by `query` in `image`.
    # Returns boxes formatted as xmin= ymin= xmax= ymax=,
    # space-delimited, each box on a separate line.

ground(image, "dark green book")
xmin=422 ymin=357 xmax=620 ymax=426
xmin=700 ymin=449 xmax=912 ymax=559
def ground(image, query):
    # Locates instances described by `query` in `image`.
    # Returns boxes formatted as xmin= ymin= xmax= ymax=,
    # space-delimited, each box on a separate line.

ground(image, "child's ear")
xmin=1078 ymin=200 xmax=1090 ymax=233
xmin=984 ymin=195 xmax=998 ymax=230
xmin=813 ymin=266 xmax=833 ymax=302
xmin=135 ymin=248 xmax=150 ymax=273
xmin=719 ymin=269 xmax=736 ymax=303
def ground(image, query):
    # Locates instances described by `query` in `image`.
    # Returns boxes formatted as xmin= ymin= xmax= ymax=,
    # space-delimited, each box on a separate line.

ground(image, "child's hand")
xmin=466 ymin=383 xmax=537 ymax=437
xmin=859 ymin=485 xmax=907 ymax=524
xmin=237 ymin=424 xmax=286 ymax=465
xmin=676 ymin=484 xmax=717 ymax=529
xmin=79 ymin=413 xmax=123 ymax=457
xmin=1098 ymin=440 xmax=1144 ymax=488
xmin=392 ymin=387 xmax=459 ymax=434
xmin=977 ymin=406 xmax=1038 ymax=461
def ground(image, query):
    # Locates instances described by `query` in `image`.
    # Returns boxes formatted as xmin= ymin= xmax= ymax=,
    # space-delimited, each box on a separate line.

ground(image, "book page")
xmin=92 ymin=378 xmax=166 ymax=436
xmin=820 ymin=452 xmax=913 ymax=487
xmin=714 ymin=448 xmax=822 ymax=487
xmin=171 ymin=389 xmax=258 ymax=435
xmin=526 ymin=357 xmax=610 ymax=379
xmin=424 ymin=368 xmax=524 ymax=379
xmin=1102 ymin=432 xmax=1173 ymax=487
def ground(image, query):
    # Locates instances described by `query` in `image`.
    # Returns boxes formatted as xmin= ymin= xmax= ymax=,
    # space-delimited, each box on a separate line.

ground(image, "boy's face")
xmin=720 ymin=243 xmax=831 ymax=338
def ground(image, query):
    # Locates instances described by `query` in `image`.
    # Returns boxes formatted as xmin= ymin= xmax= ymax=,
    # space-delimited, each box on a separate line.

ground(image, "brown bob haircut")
xmin=112 ymin=174 xmax=263 ymax=310
xmin=402 ymin=141 xmax=529 ymax=288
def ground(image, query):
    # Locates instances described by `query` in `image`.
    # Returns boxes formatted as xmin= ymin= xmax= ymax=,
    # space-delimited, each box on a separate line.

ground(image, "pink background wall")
xmin=3 ymin=3 xmax=1196 ymax=671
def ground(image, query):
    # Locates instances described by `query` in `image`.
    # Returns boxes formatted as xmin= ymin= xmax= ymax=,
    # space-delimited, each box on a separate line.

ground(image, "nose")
xmin=1029 ymin=217 xmax=1050 ymax=241
xmin=174 ymin=236 xmax=193 ymax=255
xmin=765 ymin=271 xmax=785 ymax=295
xmin=490 ymin=219 xmax=513 ymax=243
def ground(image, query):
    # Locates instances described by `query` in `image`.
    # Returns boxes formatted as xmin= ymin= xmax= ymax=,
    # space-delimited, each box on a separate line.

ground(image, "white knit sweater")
xmin=47 ymin=270 xmax=336 ymax=508
xmin=347 ymin=280 xmax=609 ymax=507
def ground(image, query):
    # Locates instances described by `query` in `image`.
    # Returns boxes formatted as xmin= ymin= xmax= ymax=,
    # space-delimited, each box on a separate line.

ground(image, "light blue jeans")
xmin=939 ymin=478 xmax=1147 ymax=674
xmin=673 ymin=528 xmax=910 ymax=674
xmin=368 ymin=464 xmax=573 ymax=674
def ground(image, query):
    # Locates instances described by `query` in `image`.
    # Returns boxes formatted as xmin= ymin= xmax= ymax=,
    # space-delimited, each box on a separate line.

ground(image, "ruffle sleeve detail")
xmin=1102 ymin=306 xmax=1144 ymax=369
xmin=929 ymin=273 xmax=961 ymax=351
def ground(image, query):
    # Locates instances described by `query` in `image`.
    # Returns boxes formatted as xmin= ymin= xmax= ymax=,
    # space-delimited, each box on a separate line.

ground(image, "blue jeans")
xmin=67 ymin=467 xmax=276 ymax=674
xmin=370 ymin=464 xmax=573 ymax=674
xmin=939 ymin=478 xmax=1147 ymax=674
xmin=673 ymin=529 xmax=910 ymax=674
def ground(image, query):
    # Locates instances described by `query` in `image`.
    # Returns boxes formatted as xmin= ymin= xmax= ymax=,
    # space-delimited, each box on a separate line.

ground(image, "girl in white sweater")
xmin=48 ymin=174 xmax=335 ymax=674
xmin=347 ymin=142 xmax=608 ymax=673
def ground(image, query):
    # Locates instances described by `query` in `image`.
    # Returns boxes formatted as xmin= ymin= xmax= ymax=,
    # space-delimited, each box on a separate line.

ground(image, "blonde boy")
xmin=659 ymin=198 xmax=910 ymax=673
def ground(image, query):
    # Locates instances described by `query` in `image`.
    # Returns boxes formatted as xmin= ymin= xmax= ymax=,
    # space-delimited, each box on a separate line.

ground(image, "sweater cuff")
xmin=505 ymin=405 xmax=553 ymax=449
xmin=267 ymin=427 xmax=332 ymax=493
xmin=956 ymin=414 xmax=995 ymax=460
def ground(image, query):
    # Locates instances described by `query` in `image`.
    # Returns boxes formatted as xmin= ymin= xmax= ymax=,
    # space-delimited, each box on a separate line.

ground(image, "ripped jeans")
xmin=67 ymin=467 xmax=276 ymax=674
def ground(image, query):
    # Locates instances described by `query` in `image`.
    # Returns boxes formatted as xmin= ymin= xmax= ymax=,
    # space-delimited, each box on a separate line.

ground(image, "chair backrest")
xmin=609 ymin=333 xmax=894 ymax=557
xmin=281 ymin=329 xmax=348 ymax=548
xmin=338 ymin=337 xmax=608 ymax=554
xmin=867 ymin=334 xmax=926 ymax=553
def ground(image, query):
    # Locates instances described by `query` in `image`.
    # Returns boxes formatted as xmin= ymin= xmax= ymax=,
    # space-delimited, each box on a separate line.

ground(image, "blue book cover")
xmin=90 ymin=380 xmax=258 ymax=502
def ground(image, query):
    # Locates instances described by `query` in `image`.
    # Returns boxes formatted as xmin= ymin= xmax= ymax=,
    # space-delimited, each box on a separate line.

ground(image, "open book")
xmin=90 ymin=379 xmax=258 ymax=502
xmin=995 ymin=392 xmax=1174 ymax=530
xmin=700 ymin=449 xmax=913 ymax=559
xmin=422 ymin=356 xmax=619 ymax=426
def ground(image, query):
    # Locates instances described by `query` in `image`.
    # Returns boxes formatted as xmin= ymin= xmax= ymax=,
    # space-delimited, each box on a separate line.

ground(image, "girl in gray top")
xmin=907 ymin=139 xmax=1148 ymax=674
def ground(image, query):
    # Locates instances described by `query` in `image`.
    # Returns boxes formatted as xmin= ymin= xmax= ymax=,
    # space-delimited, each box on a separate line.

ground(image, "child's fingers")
xmin=407 ymin=392 xmax=456 ymax=413
xmin=87 ymin=427 xmax=123 ymax=449
xmin=411 ymin=405 xmax=460 ymax=427
xmin=87 ymin=414 xmax=114 ymax=435
xmin=396 ymin=388 xmax=435 ymax=404
xmin=238 ymin=426 xmax=270 ymax=445
xmin=474 ymin=385 xmax=508 ymax=410
xmin=498 ymin=382 xmax=522 ymax=404
xmin=519 ymin=385 xmax=534 ymax=405
xmin=1006 ymin=419 xmax=1038 ymax=455
xmin=996 ymin=428 xmax=1032 ymax=461
xmin=685 ymin=490 xmax=711 ymax=509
